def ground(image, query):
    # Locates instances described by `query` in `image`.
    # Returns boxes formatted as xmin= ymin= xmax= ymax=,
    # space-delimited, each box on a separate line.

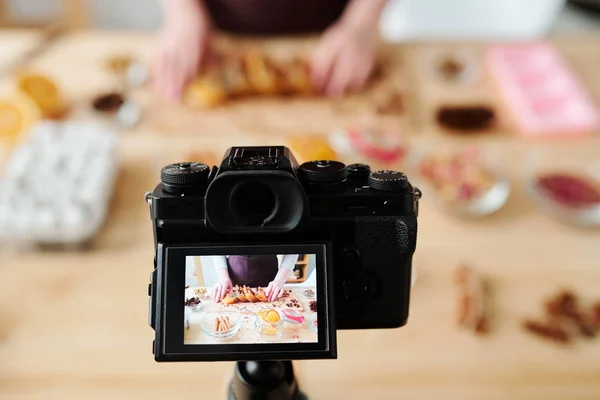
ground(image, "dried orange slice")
xmin=0 ymin=95 xmax=39 ymax=144
xmin=105 ymin=54 xmax=134 ymax=75
xmin=288 ymin=135 xmax=338 ymax=164
xmin=15 ymin=73 xmax=65 ymax=118
xmin=184 ymin=75 xmax=229 ymax=108
xmin=259 ymin=309 xmax=280 ymax=323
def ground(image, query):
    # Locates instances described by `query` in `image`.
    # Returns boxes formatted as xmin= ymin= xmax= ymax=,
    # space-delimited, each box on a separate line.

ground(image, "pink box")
xmin=486 ymin=42 xmax=599 ymax=138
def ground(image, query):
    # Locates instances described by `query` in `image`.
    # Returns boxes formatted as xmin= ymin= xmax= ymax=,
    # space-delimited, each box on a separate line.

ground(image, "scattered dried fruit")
xmin=105 ymin=54 xmax=134 ymax=75
xmin=537 ymin=174 xmax=600 ymax=208
xmin=523 ymin=290 xmax=600 ymax=345
xmin=545 ymin=291 xmax=597 ymax=338
xmin=92 ymin=92 xmax=125 ymax=113
xmin=185 ymin=297 xmax=201 ymax=307
xmin=455 ymin=264 xmax=489 ymax=335
xmin=439 ymin=57 xmax=466 ymax=81
xmin=309 ymin=300 xmax=317 ymax=313
xmin=523 ymin=320 xmax=570 ymax=344
xmin=286 ymin=298 xmax=302 ymax=310
xmin=594 ymin=302 xmax=600 ymax=325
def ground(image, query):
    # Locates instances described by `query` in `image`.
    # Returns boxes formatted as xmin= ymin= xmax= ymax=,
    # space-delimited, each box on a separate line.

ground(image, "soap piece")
xmin=486 ymin=43 xmax=599 ymax=138
xmin=436 ymin=106 xmax=495 ymax=132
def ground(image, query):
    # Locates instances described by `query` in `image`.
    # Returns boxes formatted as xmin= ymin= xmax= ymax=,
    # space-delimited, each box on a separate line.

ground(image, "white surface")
xmin=6 ymin=0 xmax=600 ymax=38
xmin=380 ymin=0 xmax=567 ymax=41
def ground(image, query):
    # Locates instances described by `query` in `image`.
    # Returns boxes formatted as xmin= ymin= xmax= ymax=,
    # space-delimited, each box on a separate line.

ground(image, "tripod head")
xmin=229 ymin=361 xmax=307 ymax=400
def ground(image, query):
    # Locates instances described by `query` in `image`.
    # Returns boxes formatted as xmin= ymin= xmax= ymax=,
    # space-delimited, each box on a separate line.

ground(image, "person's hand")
xmin=265 ymin=278 xmax=286 ymax=302
xmin=153 ymin=2 xmax=213 ymax=100
xmin=212 ymin=272 xmax=233 ymax=303
xmin=310 ymin=20 xmax=377 ymax=98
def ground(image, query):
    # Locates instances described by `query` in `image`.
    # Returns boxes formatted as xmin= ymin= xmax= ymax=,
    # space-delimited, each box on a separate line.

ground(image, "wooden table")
xmin=184 ymin=287 xmax=317 ymax=345
xmin=1 ymin=30 xmax=600 ymax=400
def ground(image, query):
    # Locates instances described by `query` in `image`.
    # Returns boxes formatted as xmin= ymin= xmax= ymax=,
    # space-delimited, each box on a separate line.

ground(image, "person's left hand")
xmin=265 ymin=278 xmax=286 ymax=302
xmin=310 ymin=21 xmax=377 ymax=98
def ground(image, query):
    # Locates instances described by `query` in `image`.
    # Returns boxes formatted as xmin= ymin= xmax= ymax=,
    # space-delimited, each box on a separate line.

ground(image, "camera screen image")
xmin=184 ymin=253 xmax=319 ymax=345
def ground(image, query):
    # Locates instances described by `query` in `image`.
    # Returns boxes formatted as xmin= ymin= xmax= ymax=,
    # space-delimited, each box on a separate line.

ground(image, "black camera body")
xmin=149 ymin=146 xmax=420 ymax=335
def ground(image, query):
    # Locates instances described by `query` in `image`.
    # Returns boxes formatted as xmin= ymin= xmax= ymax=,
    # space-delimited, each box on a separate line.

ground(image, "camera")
xmin=146 ymin=146 xmax=421 ymax=362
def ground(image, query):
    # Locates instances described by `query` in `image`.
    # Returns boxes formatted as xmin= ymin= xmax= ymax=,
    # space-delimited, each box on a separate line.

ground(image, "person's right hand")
xmin=212 ymin=275 xmax=233 ymax=303
xmin=153 ymin=3 xmax=213 ymax=100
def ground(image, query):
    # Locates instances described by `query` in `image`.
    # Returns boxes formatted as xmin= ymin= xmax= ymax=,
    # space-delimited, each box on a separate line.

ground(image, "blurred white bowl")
xmin=380 ymin=0 xmax=566 ymax=41
xmin=406 ymin=144 xmax=510 ymax=218
xmin=524 ymin=148 xmax=600 ymax=227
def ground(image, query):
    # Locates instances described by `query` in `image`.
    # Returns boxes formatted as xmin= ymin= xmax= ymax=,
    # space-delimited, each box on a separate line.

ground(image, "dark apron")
xmin=204 ymin=0 xmax=350 ymax=35
xmin=227 ymin=255 xmax=279 ymax=287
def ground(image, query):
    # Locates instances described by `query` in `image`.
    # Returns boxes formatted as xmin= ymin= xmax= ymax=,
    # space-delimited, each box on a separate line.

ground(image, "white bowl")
xmin=524 ymin=148 xmax=600 ymax=227
xmin=200 ymin=311 xmax=241 ymax=341
xmin=380 ymin=0 xmax=566 ymax=41
xmin=406 ymin=144 xmax=510 ymax=218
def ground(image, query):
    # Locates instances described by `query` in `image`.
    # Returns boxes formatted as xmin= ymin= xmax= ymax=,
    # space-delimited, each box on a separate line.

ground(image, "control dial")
xmin=368 ymin=170 xmax=408 ymax=192
xmin=299 ymin=160 xmax=348 ymax=184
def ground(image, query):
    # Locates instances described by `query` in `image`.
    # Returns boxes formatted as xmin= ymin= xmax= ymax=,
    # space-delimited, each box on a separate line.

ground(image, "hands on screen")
xmin=265 ymin=278 xmax=286 ymax=302
xmin=213 ymin=270 xmax=233 ymax=303
xmin=265 ymin=267 xmax=291 ymax=301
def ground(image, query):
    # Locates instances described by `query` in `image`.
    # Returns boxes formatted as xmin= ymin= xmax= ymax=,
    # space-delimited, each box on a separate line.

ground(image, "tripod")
xmin=228 ymin=361 xmax=308 ymax=400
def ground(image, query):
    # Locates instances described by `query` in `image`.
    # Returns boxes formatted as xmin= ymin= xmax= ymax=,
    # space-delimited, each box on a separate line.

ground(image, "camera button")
xmin=148 ymin=283 xmax=152 ymax=296
xmin=343 ymin=273 xmax=377 ymax=303
xmin=148 ymin=297 xmax=154 ymax=328
xmin=342 ymin=247 xmax=360 ymax=262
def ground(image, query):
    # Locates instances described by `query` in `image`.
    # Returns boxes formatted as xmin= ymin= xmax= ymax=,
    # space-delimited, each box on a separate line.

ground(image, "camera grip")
xmin=339 ymin=215 xmax=417 ymax=328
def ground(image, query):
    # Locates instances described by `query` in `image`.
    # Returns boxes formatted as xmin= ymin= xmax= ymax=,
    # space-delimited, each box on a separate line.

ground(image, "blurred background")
xmin=1 ymin=1 xmax=600 ymax=400
xmin=1 ymin=0 xmax=600 ymax=34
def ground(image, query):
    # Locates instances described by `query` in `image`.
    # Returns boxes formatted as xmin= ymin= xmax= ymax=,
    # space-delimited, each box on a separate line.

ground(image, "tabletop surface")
xmin=0 ymin=30 xmax=600 ymax=400
xmin=184 ymin=287 xmax=318 ymax=345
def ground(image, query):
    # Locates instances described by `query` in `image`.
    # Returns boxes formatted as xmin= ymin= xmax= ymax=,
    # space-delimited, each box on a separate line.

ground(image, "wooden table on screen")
xmin=184 ymin=287 xmax=317 ymax=345
xmin=0 ymin=30 xmax=600 ymax=400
